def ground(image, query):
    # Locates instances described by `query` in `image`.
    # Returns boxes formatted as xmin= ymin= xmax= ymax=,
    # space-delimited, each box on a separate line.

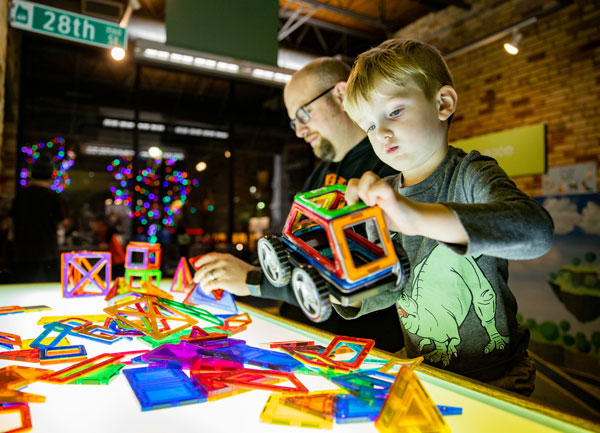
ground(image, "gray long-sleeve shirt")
xmin=334 ymin=146 xmax=554 ymax=381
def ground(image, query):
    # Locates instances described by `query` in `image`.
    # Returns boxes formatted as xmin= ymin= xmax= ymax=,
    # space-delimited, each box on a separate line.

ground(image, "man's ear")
xmin=437 ymin=85 xmax=457 ymax=121
xmin=333 ymin=81 xmax=347 ymax=107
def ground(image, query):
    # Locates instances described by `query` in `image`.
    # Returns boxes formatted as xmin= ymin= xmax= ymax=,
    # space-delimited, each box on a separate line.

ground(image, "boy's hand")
xmin=346 ymin=171 xmax=421 ymax=235
xmin=192 ymin=253 xmax=254 ymax=296
xmin=347 ymin=172 xmax=468 ymax=245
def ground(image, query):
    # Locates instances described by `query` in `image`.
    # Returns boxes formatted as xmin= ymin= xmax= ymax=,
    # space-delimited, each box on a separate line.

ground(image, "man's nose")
xmin=294 ymin=120 xmax=308 ymax=138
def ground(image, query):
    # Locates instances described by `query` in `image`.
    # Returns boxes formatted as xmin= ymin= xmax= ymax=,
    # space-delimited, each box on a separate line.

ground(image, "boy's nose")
xmin=376 ymin=125 xmax=393 ymax=142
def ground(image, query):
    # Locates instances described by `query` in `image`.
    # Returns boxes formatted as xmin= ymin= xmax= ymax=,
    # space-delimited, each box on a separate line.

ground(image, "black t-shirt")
xmin=12 ymin=185 xmax=66 ymax=263
xmin=262 ymin=138 xmax=405 ymax=352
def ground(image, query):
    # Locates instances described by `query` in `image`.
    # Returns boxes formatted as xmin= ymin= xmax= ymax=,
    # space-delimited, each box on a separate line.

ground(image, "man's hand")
xmin=192 ymin=253 xmax=254 ymax=296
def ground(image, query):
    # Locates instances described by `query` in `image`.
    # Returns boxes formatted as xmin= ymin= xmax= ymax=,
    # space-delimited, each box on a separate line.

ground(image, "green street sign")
xmin=9 ymin=0 xmax=127 ymax=50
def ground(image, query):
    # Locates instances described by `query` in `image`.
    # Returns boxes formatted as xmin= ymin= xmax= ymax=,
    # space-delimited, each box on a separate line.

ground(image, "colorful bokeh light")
xmin=20 ymin=137 xmax=75 ymax=193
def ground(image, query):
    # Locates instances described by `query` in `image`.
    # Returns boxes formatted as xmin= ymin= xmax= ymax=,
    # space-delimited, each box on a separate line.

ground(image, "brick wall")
xmin=394 ymin=0 xmax=600 ymax=196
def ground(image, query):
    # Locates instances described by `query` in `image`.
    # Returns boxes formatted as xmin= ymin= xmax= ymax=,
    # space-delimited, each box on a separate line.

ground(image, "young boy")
xmin=339 ymin=39 xmax=554 ymax=396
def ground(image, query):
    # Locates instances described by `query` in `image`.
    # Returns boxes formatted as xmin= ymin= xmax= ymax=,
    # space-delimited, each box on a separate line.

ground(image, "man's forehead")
xmin=284 ymin=75 xmax=316 ymax=112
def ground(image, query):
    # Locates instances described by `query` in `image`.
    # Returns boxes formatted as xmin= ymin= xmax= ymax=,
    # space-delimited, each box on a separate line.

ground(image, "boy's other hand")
xmin=192 ymin=252 xmax=253 ymax=296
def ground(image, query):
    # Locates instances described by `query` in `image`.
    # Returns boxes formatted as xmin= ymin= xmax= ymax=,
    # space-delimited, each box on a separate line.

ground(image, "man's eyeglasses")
xmin=289 ymin=85 xmax=335 ymax=132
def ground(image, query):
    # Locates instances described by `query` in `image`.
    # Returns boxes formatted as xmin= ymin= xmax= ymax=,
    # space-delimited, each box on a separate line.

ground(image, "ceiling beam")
xmin=293 ymin=0 xmax=389 ymax=30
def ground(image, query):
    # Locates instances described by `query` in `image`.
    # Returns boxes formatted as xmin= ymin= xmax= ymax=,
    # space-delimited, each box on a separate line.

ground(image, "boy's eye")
xmin=389 ymin=108 xmax=403 ymax=117
xmin=366 ymin=125 xmax=375 ymax=133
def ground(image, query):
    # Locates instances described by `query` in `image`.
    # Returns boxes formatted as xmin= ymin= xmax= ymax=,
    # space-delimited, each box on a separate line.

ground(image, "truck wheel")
xmin=257 ymin=235 xmax=291 ymax=287
xmin=291 ymin=266 xmax=332 ymax=323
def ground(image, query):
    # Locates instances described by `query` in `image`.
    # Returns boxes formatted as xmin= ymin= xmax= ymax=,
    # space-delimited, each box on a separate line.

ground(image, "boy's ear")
xmin=333 ymin=81 xmax=347 ymax=106
xmin=437 ymin=85 xmax=458 ymax=122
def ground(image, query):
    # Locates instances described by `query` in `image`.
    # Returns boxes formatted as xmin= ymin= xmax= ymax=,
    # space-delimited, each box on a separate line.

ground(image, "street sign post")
xmin=9 ymin=0 xmax=127 ymax=50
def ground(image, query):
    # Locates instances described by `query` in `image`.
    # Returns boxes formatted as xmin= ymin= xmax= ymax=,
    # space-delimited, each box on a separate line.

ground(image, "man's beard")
xmin=314 ymin=137 xmax=336 ymax=162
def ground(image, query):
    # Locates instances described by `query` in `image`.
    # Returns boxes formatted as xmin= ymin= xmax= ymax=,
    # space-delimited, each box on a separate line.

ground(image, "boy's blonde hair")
xmin=345 ymin=39 xmax=454 ymax=121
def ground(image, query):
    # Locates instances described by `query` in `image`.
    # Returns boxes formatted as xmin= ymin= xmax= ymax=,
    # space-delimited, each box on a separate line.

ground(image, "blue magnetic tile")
xmin=335 ymin=393 xmax=383 ymax=423
xmin=196 ymin=343 xmax=303 ymax=372
xmin=30 ymin=322 xmax=73 ymax=349
xmin=123 ymin=367 xmax=206 ymax=411
xmin=39 ymin=345 xmax=87 ymax=361
xmin=437 ymin=405 xmax=462 ymax=416
xmin=186 ymin=284 xmax=238 ymax=313
xmin=331 ymin=370 xmax=395 ymax=400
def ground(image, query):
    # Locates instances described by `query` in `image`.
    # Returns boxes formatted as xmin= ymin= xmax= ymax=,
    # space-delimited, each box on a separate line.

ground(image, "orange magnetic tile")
xmin=216 ymin=368 xmax=309 ymax=394
xmin=0 ymin=332 xmax=22 ymax=348
xmin=39 ymin=353 xmax=124 ymax=384
xmin=0 ymin=403 xmax=32 ymax=433
xmin=73 ymin=324 xmax=120 ymax=342
xmin=279 ymin=345 xmax=349 ymax=372
xmin=103 ymin=296 xmax=197 ymax=340
xmin=261 ymin=340 xmax=315 ymax=349
xmin=0 ymin=389 xmax=46 ymax=403
xmin=284 ymin=392 xmax=337 ymax=421
xmin=260 ymin=392 xmax=333 ymax=429
xmin=179 ymin=326 xmax=228 ymax=343
xmin=0 ymin=349 xmax=40 ymax=363
xmin=0 ymin=306 xmax=25 ymax=315
xmin=321 ymin=336 xmax=374 ymax=370
xmin=0 ymin=366 xmax=51 ymax=389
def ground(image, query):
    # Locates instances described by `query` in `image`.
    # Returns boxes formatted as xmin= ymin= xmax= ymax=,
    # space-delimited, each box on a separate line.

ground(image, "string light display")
xmin=107 ymin=155 xmax=199 ymax=243
xmin=20 ymin=137 xmax=76 ymax=193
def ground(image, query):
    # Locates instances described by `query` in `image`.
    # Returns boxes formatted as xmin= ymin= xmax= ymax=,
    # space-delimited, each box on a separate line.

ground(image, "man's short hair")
xmin=293 ymin=57 xmax=351 ymax=91
xmin=345 ymin=39 xmax=454 ymax=120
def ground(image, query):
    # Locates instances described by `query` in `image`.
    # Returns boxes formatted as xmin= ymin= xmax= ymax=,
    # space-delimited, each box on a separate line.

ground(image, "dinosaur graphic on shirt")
xmin=397 ymin=244 xmax=509 ymax=367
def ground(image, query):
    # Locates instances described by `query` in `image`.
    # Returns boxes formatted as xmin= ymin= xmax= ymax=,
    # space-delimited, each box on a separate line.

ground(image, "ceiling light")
xmin=504 ymin=32 xmax=522 ymax=55
xmin=111 ymin=47 xmax=126 ymax=61
xmin=148 ymin=146 xmax=163 ymax=159
xmin=135 ymin=40 xmax=295 ymax=86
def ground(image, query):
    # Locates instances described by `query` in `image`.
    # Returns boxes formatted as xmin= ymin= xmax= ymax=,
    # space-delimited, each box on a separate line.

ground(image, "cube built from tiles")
xmin=125 ymin=242 xmax=161 ymax=270
xmin=61 ymin=251 xmax=111 ymax=297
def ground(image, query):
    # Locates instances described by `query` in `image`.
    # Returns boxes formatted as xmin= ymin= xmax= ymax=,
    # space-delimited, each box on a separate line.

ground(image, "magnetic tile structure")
xmin=170 ymin=257 xmax=194 ymax=292
xmin=184 ymin=284 xmax=238 ymax=314
xmin=125 ymin=241 xmax=161 ymax=270
xmin=123 ymin=367 xmax=207 ymax=411
xmin=39 ymin=345 xmax=87 ymax=365
xmin=104 ymin=296 xmax=198 ymax=341
xmin=375 ymin=367 xmax=450 ymax=433
xmin=260 ymin=392 xmax=333 ymax=429
xmin=0 ymin=348 xmax=40 ymax=363
xmin=61 ymin=251 xmax=112 ymax=297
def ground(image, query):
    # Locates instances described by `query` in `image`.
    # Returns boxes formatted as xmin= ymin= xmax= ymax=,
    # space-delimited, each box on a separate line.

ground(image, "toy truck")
xmin=257 ymin=185 xmax=410 ymax=323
